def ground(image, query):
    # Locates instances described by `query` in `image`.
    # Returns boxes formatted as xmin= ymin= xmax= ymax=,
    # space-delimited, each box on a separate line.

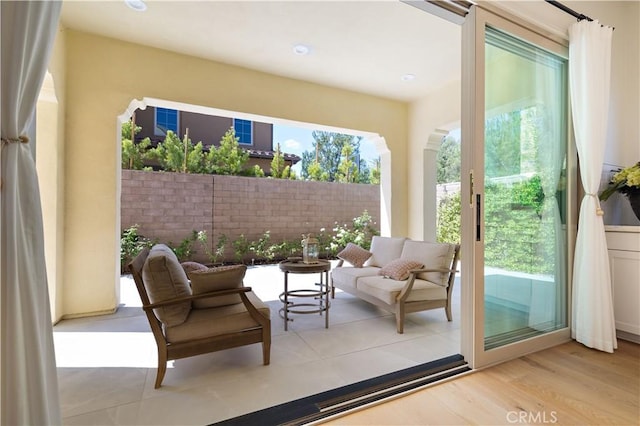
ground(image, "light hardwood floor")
xmin=321 ymin=340 xmax=639 ymax=425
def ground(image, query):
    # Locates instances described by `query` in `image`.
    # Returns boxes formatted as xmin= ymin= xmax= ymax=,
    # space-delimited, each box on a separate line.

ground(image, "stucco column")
xmin=370 ymin=136 xmax=392 ymax=237
xmin=36 ymin=73 xmax=64 ymax=322
xmin=423 ymin=129 xmax=447 ymax=241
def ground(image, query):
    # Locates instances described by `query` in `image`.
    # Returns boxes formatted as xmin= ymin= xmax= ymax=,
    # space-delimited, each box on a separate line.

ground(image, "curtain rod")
xmin=545 ymin=0 xmax=614 ymax=29
xmin=545 ymin=0 xmax=593 ymax=22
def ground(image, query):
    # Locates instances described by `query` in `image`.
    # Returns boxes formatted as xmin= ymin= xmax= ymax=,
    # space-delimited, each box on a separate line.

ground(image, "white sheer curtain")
xmin=1 ymin=1 xmax=62 ymax=424
xmin=529 ymin=55 xmax=566 ymax=330
xmin=569 ymin=20 xmax=617 ymax=353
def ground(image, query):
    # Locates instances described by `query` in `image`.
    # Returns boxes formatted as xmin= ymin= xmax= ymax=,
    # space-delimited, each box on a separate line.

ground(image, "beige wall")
xmin=408 ymin=79 xmax=461 ymax=240
xmin=54 ymin=29 xmax=408 ymax=319
xmin=594 ymin=1 xmax=640 ymax=165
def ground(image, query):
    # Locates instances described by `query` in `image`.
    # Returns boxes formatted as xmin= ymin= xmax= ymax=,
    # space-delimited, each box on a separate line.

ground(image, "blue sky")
xmin=272 ymin=124 xmax=380 ymax=175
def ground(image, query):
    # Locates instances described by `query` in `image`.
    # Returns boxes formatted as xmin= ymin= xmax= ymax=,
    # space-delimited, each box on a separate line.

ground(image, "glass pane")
xmin=483 ymin=27 xmax=568 ymax=350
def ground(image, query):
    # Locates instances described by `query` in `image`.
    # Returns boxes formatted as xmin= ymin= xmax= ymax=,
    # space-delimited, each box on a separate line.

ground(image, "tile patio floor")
xmin=54 ymin=261 xmax=461 ymax=425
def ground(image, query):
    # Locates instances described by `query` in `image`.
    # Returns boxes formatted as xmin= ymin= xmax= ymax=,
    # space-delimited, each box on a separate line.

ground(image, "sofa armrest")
xmin=409 ymin=268 xmax=458 ymax=275
xmin=396 ymin=268 xmax=458 ymax=302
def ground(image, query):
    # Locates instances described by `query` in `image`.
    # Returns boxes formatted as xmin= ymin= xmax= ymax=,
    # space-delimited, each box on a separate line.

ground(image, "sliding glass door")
xmin=461 ymin=5 xmax=576 ymax=368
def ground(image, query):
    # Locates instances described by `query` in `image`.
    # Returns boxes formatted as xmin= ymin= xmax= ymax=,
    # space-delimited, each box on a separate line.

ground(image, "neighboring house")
xmin=134 ymin=106 xmax=301 ymax=174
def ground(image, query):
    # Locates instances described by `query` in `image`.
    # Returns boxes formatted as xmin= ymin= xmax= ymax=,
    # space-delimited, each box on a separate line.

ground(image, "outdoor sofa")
xmin=331 ymin=236 xmax=460 ymax=333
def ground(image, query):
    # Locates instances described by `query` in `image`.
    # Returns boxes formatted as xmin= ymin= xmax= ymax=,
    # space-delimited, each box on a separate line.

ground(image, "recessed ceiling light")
xmin=293 ymin=44 xmax=311 ymax=56
xmin=124 ymin=0 xmax=147 ymax=12
xmin=401 ymin=74 xmax=416 ymax=82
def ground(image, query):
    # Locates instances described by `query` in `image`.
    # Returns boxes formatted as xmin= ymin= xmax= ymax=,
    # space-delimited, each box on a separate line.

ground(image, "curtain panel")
xmin=569 ymin=20 xmax=617 ymax=353
xmin=1 ymin=1 xmax=62 ymax=424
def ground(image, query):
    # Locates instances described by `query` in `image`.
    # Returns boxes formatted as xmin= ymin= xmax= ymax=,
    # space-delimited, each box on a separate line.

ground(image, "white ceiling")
xmin=60 ymin=0 xmax=462 ymax=102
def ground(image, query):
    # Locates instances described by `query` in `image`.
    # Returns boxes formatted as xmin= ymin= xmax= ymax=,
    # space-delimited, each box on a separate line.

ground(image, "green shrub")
xmin=511 ymin=175 xmax=545 ymax=217
xmin=120 ymin=224 xmax=153 ymax=272
xmin=232 ymin=234 xmax=250 ymax=263
xmin=196 ymin=231 xmax=227 ymax=264
xmin=437 ymin=191 xmax=461 ymax=244
xmin=329 ymin=210 xmax=379 ymax=255
xmin=169 ymin=230 xmax=199 ymax=262
xmin=484 ymin=176 xmax=553 ymax=275
xmin=250 ymin=231 xmax=276 ymax=261
xmin=436 ymin=175 xmax=554 ymax=275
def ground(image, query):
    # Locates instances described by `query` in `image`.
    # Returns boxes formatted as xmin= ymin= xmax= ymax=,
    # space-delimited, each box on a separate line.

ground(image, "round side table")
xmin=278 ymin=260 xmax=331 ymax=331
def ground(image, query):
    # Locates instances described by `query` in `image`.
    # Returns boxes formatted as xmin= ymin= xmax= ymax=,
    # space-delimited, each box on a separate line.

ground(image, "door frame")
xmin=459 ymin=3 xmax=578 ymax=369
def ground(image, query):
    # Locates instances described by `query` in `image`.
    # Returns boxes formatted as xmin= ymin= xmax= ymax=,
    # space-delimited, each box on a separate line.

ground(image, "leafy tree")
xmin=121 ymin=119 xmax=151 ymax=170
xmin=369 ymin=158 xmax=381 ymax=185
xmin=270 ymin=143 xmax=286 ymax=178
xmin=269 ymin=143 xmax=295 ymax=179
xmin=304 ymin=153 xmax=329 ymax=181
xmin=357 ymin=159 xmax=371 ymax=184
xmin=147 ymin=130 xmax=205 ymax=173
xmin=300 ymin=131 xmax=362 ymax=182
xmin=336 ymin=143 xmax=359 ymax=183
xmin=436 ymin=134 xmax=461 ymax=184
xmin=205 ymin=127 xmax=249 ymax=175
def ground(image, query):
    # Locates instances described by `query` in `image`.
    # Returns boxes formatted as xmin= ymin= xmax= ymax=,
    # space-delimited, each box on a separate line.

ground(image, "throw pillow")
xmin=189 ymin=264 xmax=247 ymax=308
xmin=400 ymin=241 xmax=456 ymax=286
xmin=337 ymin=243 xmax=372 ymax=268
xmin=379 ymin=259 xmax=424 ymax=281
xmin=180 ymin=261 xmax=208 ymax=274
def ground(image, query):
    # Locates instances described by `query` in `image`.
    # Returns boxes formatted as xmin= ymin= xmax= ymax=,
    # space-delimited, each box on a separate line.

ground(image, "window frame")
xmin=154 ymin=107 xmax=179 ymax=136
xmin=233 ymin=118 xmax=254 ymax=145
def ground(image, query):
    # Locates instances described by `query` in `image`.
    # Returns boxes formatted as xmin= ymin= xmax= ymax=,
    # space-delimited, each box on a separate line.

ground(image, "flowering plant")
xmin=599 ymin=162 xmax=640 ymax=201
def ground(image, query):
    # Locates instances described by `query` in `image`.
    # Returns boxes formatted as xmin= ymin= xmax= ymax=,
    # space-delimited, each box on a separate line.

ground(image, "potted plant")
xmin=599 ymin=162 xmax=640 ymax=221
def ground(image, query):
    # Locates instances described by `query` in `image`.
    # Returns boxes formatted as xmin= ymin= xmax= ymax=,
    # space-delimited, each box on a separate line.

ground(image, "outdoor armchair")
xmin=128 ymin=244 xmax=271 ymax=388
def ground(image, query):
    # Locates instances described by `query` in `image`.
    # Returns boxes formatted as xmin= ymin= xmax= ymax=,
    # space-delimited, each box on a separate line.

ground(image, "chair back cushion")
xmin=142 ymin=244 xmax=192 ymax=326
xmin=364 ymin=236 xmax=407 ymax=267
xmin=188 ymin=264 xmax=247 ymax=308
xmin=400 ymin=241 xmax=455 ymax=286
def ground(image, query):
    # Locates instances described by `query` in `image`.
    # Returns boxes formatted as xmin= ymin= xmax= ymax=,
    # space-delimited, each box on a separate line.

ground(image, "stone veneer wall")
xmin=121 ymin=170 xmax=380 ymax=262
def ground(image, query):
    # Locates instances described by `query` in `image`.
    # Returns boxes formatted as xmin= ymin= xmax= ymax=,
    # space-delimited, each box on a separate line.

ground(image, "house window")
xmin=155 ymin=108 xmax=179 ymax=136
xmin=233 ymin=119 xmax=253 ymax=145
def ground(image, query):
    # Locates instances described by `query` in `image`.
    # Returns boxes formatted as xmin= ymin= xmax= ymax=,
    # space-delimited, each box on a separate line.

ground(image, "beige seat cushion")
xmin=357 ymin=276 xmax=447 ymax=305
xmin=400 ymin=241 xmax=455 ymax=286
xmin=165 ymin=291 xmax=270 ymax=343
xmin=364 ymin=236 xmax=407 ymax=268
xmin=142 ymin=244 xmax=192 ymax=327
xmin=331 ymin=266 xmax=380 ymax=291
